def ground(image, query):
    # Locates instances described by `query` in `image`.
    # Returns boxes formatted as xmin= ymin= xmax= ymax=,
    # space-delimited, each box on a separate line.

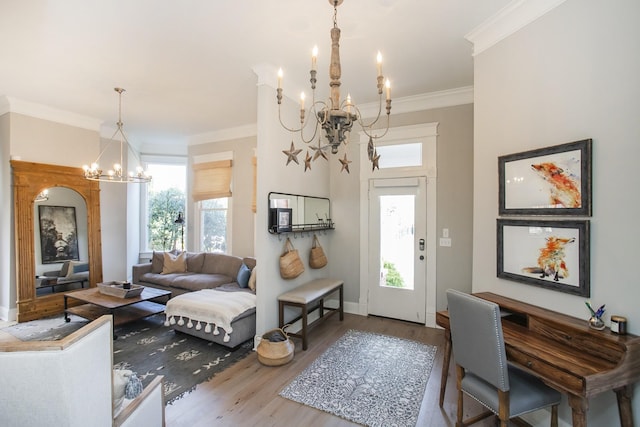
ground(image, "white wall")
xmin=0 ymin=113 xmax=12 ymax=320
xmin=188 ymin=135 xmax=256 ymax=258
xmin=0 ymin=112 xmax=101 ymax=320
xmin=472 ymin=0 xmax=640 ymax=424
xmin=254 ymin=74 xmax=331 ymax=334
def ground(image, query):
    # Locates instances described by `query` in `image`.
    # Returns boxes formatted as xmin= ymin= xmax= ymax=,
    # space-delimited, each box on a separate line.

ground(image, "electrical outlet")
xmin=443 ymin=228 xmax=449 ymax=238
xmin=439 ymin=237 xmax=452 ymax=247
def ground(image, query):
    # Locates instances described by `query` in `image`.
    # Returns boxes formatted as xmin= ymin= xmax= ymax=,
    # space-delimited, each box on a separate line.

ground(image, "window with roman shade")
xmin=192 ymin=160 xmax=232 ymax=202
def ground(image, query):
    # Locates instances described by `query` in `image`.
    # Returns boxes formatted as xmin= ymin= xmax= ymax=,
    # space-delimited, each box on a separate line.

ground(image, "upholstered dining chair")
xmin=446 ymin=289 xmax=561 ymax=427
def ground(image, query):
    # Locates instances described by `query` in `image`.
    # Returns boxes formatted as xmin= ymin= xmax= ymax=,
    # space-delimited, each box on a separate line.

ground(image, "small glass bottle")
xmin=588 ymin=316 xmax=605 ymax=330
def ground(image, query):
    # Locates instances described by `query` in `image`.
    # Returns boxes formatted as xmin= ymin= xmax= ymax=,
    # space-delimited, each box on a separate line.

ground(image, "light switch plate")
xmin=439 ymin=237 xmax=452 ymax=247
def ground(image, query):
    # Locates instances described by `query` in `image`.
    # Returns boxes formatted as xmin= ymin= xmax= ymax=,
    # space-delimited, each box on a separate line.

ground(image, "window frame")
xmin=140 ymin=155 xmax=188 ymax=254
xmin=192 ymin=151 xmax=234 ymax=254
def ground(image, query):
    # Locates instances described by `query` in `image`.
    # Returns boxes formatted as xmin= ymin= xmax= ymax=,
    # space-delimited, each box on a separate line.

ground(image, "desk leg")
xmin=568 ymin=395 xmax=588 ymax=427
xmin=615 ymin=385 xmax=634 ymax=427
xmin=439 ymin=329 xmax=451 ymax=408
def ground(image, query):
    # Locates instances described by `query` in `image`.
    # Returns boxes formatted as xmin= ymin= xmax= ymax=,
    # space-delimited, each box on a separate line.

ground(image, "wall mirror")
xmin=34 ymin=187 xmax=89 ymax=297
xmin=12 ymin=160 xmax=103 ymax=322
xmin=268 ymin=192 xmax=332 ymax=234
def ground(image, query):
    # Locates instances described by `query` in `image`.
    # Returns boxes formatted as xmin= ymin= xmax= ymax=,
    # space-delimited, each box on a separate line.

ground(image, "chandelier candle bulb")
xmin=311 ymin=46 xmax=318 ymax=71
xmin=277 ymin=68 xmax=283 ymax=89
xmin=386 ymin=79 xmax=391 ymax=101
xmin=300 ymin=92 xmax=305 ymax=110
xmin=377 ymin=51 xmax=382 ymax=77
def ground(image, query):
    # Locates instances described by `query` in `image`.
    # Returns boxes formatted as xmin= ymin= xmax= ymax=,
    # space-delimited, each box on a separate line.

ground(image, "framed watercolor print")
xmin=38 ymin=205 xmax=80 ymax=264
xmin=498 ymin=139 xmax=592 ymax=216
xmin=497 ymin=219 xmax=590 ymax=297
xmin=269 ymin=208 xmax=293 ymax=233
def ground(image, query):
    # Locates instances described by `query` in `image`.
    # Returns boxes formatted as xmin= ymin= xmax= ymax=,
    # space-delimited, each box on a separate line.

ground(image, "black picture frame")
xmin=497 ymin=218 xmax=590 ymax=297
xmin=498 ymin=139 xmax=592 ymax=216
xmin=38 ymin=205 xmax=80 ymax=264
xmin=270 ymin=208 xmax=293 ymax=233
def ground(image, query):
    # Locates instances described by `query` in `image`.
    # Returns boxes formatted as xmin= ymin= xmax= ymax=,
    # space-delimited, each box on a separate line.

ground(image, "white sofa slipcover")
xmin=0 ymin=315 xmax=165 ymax=427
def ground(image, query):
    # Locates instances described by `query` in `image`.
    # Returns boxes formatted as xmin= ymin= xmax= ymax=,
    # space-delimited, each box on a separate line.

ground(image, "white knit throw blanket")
xmin=164 ymin=290 xmax=256 ymax=342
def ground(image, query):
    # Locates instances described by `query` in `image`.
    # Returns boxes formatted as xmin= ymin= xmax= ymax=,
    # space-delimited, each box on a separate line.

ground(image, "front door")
xmin=368 ymin=177 xmax=427 ymax=324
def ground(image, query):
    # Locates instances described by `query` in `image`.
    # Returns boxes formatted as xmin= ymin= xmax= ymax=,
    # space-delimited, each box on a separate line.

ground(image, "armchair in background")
xmin=41 ymin=260 xmax=90 ymax=288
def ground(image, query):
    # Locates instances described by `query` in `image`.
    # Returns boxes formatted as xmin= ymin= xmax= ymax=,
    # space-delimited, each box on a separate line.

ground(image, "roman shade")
xmin=192 ymin=160 xmax=232 ymax=202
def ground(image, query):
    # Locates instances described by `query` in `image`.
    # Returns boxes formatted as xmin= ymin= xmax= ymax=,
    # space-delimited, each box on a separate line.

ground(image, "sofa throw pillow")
xmin=162 ymin=251 xmax=187 ymax=274
xmin=113 ymin=369 xmax=133 ymax=413
xmin=151 ymin=251 xmax=164 ymax=273
xmin=237 ymin=263 xmax=251 ymax=288
xmin=248 ymin=266 xmax=257 ymax=291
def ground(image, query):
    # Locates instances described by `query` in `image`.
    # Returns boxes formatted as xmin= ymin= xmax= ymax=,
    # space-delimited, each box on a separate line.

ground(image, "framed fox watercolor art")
xmin=497 ymin=219 xmax=590 ymax=297
xmin=498 ymin=139 xmax=592 ymax=216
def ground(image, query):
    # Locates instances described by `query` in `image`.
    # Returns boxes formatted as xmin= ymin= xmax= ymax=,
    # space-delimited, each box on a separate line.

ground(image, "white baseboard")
xmin=0 ymin=306 xmax=17 ymax=322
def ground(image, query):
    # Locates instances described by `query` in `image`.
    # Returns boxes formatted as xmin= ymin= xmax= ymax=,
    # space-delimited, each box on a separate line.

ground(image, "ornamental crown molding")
xmin=0 ymin=95 xmax=102 ymax=131
xmin=466 ymin=0 xmax=568 ymax=56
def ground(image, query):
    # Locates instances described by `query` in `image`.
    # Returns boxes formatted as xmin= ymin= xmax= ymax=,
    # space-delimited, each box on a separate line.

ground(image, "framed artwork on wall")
xmin=497 ymin=218 xmax=590 ymax=297
xmin=498 ymin=139 xmax=592 ymax=216
xmin=270 ymin=208 xmax=293 ymax=233
xmin=38 ymin=205 xmax=80 ymax=264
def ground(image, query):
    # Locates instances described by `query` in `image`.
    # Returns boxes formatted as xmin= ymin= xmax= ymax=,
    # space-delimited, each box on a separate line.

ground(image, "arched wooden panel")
xmin=11 ymin=160 xmax=103 ymax=322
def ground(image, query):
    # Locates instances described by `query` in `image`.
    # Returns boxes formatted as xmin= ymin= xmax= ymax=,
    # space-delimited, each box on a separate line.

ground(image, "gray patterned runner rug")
xmin=3 ymin=313 xmax=253 ymax=404
xmin=279 ymin=329 xmax=437 ymax=427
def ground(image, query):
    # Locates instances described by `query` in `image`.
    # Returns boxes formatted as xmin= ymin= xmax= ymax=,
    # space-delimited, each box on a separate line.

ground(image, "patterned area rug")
xmin=279 ymin=329 xmax=437 ymax=427
xmin=3 ymin=314 xmax=87 ymax=340
xmin=3 ymin=313 xmax=253 ymax=404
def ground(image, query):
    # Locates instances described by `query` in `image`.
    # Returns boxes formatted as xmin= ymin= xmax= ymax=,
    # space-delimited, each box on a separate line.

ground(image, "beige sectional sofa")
xmin=132 ymin=251 xmax=256 ymax=296
xmin=132 ymin=251 xmax=257 ymax=349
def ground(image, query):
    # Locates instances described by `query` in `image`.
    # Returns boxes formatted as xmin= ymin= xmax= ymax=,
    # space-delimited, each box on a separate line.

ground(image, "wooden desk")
xmin=436 ymin=292 xmax=640 ymax=427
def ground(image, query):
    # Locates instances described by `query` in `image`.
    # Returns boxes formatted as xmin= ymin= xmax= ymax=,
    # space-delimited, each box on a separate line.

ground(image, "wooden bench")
xmin=278 ymin=278 xmax=344 ymax=350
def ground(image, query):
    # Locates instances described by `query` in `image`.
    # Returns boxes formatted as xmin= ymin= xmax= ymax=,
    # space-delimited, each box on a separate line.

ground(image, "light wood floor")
xmin=164 ymin=313 xmax=505 ymax=427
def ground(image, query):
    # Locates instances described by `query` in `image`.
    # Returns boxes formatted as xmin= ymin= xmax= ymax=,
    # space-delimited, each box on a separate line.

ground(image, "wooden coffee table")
xmin=64 ymin=287 xmax=171 ymax=337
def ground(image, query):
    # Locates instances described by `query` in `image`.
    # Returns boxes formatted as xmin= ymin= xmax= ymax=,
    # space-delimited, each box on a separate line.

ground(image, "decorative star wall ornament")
xmin=282 ymin=141 xmax=302 ymax=165
xmin=367 ymin=136 xmax=381 ymax=171
xmin=339 ymin=153 xmax=352 ymax=174
xmin=310 ymin=142 xmax=329 ymax=162
xmin=304 ymin=151 xmax=312 ymax=171
xmin=367 ymin=137 xmax=375 ymax=161
xmin=371 ymin=149 xmax=381 ymax=171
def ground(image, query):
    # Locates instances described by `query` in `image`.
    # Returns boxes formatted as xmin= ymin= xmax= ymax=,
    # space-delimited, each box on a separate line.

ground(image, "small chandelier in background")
xmin=83 ymin=88 xmax=152 ymax=183
xmin=277 ymin=0 xmax=392 ymax=174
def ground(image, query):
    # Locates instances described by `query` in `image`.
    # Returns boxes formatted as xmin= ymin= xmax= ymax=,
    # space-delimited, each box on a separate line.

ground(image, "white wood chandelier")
xmin=277 ymin=0 xmax=392 ymax=173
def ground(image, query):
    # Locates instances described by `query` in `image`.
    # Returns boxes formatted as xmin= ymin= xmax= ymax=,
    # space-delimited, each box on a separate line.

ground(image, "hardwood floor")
xmin=164 ymin=313 xmax=503 ymax=427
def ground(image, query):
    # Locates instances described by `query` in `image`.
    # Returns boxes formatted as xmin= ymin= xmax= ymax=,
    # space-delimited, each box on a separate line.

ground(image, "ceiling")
xmin=0 ymin=0 xmax=511 ymax=148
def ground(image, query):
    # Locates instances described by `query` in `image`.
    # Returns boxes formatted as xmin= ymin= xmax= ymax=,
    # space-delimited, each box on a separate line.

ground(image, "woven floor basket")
xmin=257 ymin=328 xmax=295 ymax=366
